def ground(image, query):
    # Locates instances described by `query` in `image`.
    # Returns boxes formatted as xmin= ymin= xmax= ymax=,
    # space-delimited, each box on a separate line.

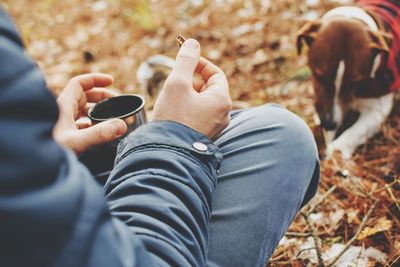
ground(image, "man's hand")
xmin=152 ymin=39 xmax=232 ymax=140
xmin=53 ymin=74 xmax=127 ymax=154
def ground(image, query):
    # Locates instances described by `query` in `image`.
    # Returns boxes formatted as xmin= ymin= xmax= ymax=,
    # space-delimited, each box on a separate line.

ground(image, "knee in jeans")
xmin=255 ymin=104 xmax=318 ymax=159
xmin=229 ymin=103 xmax=318 ymax=162
xmin=259 ymin=104 xmax=320 ymax=205
xmin=226 ymin=104 xmax=320 ymax=204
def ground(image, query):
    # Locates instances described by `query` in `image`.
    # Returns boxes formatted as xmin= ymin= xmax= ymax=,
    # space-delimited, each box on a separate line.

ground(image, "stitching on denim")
xmin=133 ymin=146 xmax=214 ymax=183
xmin=118 ymin=143 xmax=201 ymax=162
xmin=117 ymin=145 xmax=216 ymax=186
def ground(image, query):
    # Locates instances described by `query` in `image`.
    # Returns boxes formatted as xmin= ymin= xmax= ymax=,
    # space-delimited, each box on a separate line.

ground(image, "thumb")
xmin=170 ymin=39 xmax=200 ymax=85
xmin=75 ymin=119 xmax=127 ymax=152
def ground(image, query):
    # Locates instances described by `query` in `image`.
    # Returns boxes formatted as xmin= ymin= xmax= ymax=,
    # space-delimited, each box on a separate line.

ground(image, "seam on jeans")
xmin=117 ymin=145 xmax=216 ymax=186
xmin=134 ymin=232 xmax=194 ymax=266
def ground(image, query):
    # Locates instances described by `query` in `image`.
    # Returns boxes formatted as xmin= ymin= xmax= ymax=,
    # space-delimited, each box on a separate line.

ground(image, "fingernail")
xmin=112 ymin=119 xmax=126 ymax=136
xmin=183 ymin=39 xmax=199 ymax=49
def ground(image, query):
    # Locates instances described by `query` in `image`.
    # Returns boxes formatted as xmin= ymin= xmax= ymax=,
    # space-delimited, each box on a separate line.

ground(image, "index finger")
xmin=194 ymin=57 xmax=228 ymax=93
xmin=69 ymin=73 xmax=114 ymax=92
xmin=58 ymin=73 xmax=114 ymax=116
xmin=86 ymin=88 xmax=118 ymax=103
xmin=194 ymin=57 xmax=224 ymax=82
xmin=60 ymin=73 xmax=114 ymax=101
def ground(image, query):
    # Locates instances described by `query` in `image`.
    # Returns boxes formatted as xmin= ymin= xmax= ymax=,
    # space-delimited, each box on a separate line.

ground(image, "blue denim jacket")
xmin=0 ymin=9 xmax=222 ymax=267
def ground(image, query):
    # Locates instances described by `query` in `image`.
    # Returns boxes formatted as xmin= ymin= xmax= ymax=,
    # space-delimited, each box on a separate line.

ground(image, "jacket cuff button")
xmin=192 ymin=141 xmax=208 ymax=152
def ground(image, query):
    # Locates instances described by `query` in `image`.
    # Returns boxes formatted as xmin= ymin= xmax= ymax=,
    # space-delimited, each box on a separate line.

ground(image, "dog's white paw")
xmin=326 ymin=141 xmax=354 ymax=159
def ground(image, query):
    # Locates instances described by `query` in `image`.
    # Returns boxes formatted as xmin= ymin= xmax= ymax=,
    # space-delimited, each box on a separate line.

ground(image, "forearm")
xmin=105 ymin=121 xmax=222 ymax=267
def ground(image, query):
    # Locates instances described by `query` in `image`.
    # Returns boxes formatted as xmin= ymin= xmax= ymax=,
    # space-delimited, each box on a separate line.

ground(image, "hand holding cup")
xmin=54 ymin=74 xmax=128 ymax=155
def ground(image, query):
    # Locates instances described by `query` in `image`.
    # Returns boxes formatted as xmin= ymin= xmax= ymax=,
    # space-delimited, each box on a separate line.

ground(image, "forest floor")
xmin=3 ymin=0 xmax=399 ymax=266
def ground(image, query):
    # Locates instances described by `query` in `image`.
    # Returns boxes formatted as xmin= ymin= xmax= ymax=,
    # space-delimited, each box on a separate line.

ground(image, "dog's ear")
xmin=296 ymin=21 xmax=321 ymax=55
xmin=368 ymin=30 xmax=393 ymax=54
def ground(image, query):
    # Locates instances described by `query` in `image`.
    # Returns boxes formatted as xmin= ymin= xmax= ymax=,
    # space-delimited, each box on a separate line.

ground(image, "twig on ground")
xmin=270 ymin=251 xmax=287 ymax=262
xmin=372 ymin=178 xmax=399 ymax=193
xmin=301 ymin=211 xmax=325 ymax=267
xmin=268 ymin=260 xmax=296 ymax=266
xmin=294 ymin=185 xmax=337 ymax=267
xmin=355 ymin=243 xmax=365 ymax=267
xmin=296 ymin=247 xmax=319 ymax=258
xmin=326 ymin=200 xmax=379 ymax=267
xmin=384 ymin=250 xmax=400 ymax=266
xmin=306 ymin=185 xmax=337 ymax=216
xmin=330 ymin=156 xmax=341 ymax=173
xmin=285 ymin=232 xmax=312 ymax=238
xmin=385 ymin=185 xmax=400 ymax=213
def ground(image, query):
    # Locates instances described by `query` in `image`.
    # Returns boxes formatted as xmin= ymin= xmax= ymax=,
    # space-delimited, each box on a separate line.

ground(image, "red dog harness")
xmin=357 ymin=0 xmax=400 ymax=92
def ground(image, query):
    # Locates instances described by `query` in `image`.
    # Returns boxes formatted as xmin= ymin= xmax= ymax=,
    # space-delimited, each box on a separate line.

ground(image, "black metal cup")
xmin=79 ymin=94 xmax=146 ymax=184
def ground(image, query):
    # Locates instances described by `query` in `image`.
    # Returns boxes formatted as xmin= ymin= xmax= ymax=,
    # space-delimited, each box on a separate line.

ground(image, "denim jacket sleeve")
xmin=0 ymin=8 xmax=222 ymax=267
xmin=104 ymin=122 xmax=222 ymax=266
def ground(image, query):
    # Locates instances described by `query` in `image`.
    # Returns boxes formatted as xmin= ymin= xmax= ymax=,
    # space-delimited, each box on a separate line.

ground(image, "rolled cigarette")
xmin=177 ymin=34 xmax=186 ymax=47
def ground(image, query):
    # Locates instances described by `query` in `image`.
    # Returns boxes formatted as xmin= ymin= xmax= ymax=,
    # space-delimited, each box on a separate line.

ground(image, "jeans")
xmin=207 ymin=104 xmax=320 ymax=267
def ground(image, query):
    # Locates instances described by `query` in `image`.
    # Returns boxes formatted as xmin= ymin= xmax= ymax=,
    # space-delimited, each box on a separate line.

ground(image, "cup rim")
xmin=88 ymin=94 xmax=145 ymax=122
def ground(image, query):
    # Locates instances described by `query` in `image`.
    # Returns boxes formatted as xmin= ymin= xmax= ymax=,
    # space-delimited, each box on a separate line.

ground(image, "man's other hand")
xmin=152 ymin=39 xmax=232 ymax=140
xmin=53 ymin=74 xmax=127 ymax=154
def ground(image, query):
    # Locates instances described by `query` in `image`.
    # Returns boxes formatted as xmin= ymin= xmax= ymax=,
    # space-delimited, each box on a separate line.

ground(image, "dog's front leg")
xmin=326 ymin=93 xmax=394 ymax=159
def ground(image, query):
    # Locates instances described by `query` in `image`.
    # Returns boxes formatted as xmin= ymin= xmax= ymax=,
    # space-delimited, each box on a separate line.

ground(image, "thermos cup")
xmin=79 ymin=94 xmax=146 ymax=184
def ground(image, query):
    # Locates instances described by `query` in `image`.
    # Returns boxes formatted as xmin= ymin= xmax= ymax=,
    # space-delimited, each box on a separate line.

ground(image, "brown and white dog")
xmin=297 ymin=1 xmax=399 ymax=159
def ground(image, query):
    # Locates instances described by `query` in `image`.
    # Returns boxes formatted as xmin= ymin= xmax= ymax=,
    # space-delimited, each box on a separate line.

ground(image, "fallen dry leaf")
xmin=357 ymin=217 xmax=393 ymax=240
